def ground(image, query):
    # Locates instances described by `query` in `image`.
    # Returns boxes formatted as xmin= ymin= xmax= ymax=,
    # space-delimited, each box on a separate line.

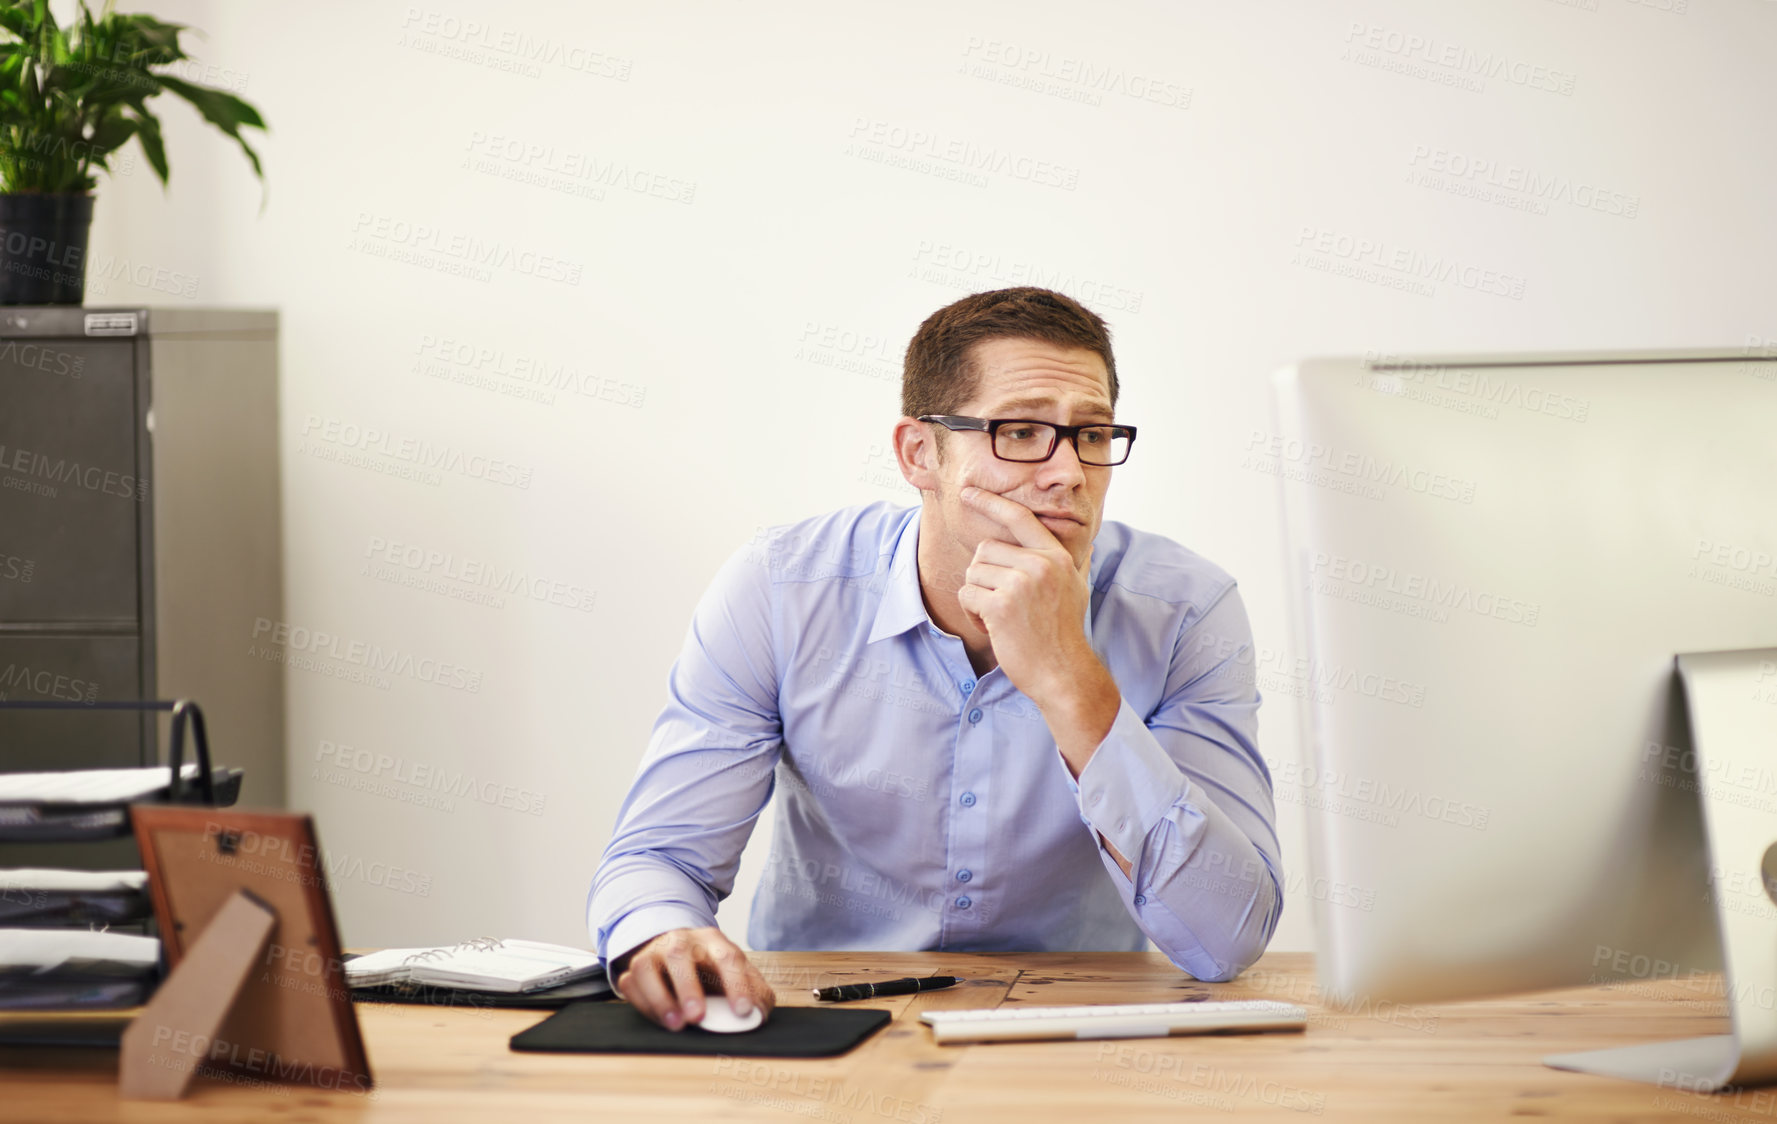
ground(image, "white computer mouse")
xmin=693 ymin=995 xmax=764 ymax=1034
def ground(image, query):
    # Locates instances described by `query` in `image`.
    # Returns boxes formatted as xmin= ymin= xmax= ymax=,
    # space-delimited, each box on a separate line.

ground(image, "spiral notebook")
xmin=344 ymin=938 xmax=603 ymax=994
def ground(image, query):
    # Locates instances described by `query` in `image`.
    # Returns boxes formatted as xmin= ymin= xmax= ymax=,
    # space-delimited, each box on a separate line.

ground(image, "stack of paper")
xmin=0 ymin=928 xmax=160 ymax=1011
xmin=0 ymin=765 xmax=201 ymax=805
xmin=0 ymin=869 xmax=151 ymax=927
xmin=0 ymin=764 xmax=241 ymax=841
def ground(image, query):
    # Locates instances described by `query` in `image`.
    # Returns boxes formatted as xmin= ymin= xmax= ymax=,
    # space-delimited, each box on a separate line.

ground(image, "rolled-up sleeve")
xmin=588 ymin=544 xmax=784 ymax=967
xmin=1070 ymin=583 xmax=1281 ymax=980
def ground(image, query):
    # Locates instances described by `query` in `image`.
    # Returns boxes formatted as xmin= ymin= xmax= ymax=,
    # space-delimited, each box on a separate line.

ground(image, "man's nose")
xmin=1035 ymin=435 xmax=1088 ymax=486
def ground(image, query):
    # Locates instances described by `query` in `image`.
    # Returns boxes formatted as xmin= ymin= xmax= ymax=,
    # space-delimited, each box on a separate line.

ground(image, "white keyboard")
xmin=918 ymin=999 xmax=1307 ymax=1044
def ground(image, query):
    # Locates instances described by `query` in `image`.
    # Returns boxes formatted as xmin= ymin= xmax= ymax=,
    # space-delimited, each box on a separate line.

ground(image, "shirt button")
xmin=967 ymin=708 xmax=983 ymax=724
xmin=959 ymin=791 xmax=977 ymax=807
xmin=956 ymin=869 xmax=973 ymax=883
xmin=956 ymin=896 xmax=972 ymax=909
xmin=961 ymin=679 xmax=975 ymax=694
xmin=1134 ymin=894 xmax=1147 ymax=906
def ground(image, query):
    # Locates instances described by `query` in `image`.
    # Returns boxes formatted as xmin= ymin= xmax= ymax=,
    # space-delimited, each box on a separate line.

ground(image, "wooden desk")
xmin=4 ymin=951 xmax=1768 ymax=1122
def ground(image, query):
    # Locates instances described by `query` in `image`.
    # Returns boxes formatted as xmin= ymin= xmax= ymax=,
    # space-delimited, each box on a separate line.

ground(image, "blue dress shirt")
xmin=589 ymin=501 xmax=1282 ymax=981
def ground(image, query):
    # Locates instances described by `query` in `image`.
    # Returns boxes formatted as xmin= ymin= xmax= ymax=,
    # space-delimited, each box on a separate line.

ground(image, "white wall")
xmin=88 ymin=0 xmax=1777 ymax=953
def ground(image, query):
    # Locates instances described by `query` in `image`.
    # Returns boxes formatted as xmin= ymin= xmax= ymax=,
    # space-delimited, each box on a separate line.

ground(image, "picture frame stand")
xmin=119 ymin=889 xmax=276 ymax=1100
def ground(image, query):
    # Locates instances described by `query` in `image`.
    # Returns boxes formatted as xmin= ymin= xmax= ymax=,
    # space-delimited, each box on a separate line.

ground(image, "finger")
xmin=964 ymin=560 xmax=1019 ymax=591
xmin=959 ymin=486 xmax=1061 ymax=550
xmin=662 ymin=945 xmax=708 ymax=1026
xmin=700 ymin=938 xmax=757 ymax=1017
xmin=957 ymin=583 xmax=991 ymax=633
xmin=1080 ymin=542 xmax=1095 ymax=580
xmin=622 ymin=958 xmax=682 ymax=1030
xmin=971 ymin=538 xmax=1053 ymax=570
xmin=745 ymin=962 xmax=778 ymax=1017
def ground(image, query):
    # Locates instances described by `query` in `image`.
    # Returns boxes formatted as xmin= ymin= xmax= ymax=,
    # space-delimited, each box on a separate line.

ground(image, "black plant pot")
xmin=0 ymin=193 xmax=95 ymax=305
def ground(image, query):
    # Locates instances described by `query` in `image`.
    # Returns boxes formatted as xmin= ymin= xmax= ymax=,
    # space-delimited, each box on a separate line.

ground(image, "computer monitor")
xmin=1270 ymin=349 xmax=1777 ymax=1089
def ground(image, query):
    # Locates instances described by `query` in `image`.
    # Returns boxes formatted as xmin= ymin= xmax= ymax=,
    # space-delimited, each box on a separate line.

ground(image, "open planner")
xmin=344 ymin=938 xmax=604 ymax=994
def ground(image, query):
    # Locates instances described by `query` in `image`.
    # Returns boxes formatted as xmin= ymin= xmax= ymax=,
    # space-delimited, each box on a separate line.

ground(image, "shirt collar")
xmin=866 ymin=506 xmax=1102 ymax=645
xmin=867 ymin=507 xmax=929 ymax=645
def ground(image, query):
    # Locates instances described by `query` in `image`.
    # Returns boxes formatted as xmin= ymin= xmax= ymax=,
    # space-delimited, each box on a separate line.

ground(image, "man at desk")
xmin=590 ymin=287 xmax=1281 ymax=1029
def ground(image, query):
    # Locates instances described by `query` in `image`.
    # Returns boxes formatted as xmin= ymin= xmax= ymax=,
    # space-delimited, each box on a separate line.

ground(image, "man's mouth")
xmin=1034 ymin=512 xmax=1084 ymax=529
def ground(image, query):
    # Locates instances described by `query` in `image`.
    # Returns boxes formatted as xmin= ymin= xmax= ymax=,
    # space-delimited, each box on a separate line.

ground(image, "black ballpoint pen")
xmin=813 ymin=975 xmax=960 ymax=1002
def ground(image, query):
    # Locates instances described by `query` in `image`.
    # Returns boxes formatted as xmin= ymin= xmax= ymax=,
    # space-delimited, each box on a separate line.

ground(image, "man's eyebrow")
xmin=990 ymin=397 xmax=1115 ymax=420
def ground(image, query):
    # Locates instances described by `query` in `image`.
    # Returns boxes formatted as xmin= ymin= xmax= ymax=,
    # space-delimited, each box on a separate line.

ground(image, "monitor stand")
xmin=1544 ymin=648 xmax=1777 ymax=1091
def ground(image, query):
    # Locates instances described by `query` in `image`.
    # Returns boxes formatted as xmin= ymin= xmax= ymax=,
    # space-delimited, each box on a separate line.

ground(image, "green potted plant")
xmin=0 ymin=0 xmax=266 ymax=305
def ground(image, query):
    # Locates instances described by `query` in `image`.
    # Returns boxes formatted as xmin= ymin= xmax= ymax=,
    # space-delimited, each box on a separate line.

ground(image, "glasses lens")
xmin=993 ymin=422 xmax=1057 ymax=462
xmin=1076 ymin=426 xmax=1131 ymax=466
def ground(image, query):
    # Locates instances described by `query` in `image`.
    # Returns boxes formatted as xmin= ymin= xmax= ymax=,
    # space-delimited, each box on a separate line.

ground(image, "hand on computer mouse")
xmin=693 ymin=995 xmax=765 ymax=1034
xmin=611 ymin=926 xmax=777 ymax=1031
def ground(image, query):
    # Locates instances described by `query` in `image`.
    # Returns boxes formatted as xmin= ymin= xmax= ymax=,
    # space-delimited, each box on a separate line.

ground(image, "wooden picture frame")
xmin=124 ymin=807 xmax=373 ymax=1099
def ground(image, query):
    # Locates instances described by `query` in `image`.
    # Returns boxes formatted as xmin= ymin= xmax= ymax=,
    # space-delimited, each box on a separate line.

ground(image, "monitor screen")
xmin=1271 ymin=349 xmax=1777 ymax=1006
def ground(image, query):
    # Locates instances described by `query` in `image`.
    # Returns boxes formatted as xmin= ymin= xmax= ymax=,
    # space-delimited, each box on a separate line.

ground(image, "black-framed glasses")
xmin=918 ymin=415 xmax=1137 ymax=466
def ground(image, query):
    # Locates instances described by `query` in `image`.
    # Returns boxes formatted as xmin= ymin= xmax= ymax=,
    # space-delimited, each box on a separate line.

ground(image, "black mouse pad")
xmin=509 ymin=1001 xmax=891 ymax=1057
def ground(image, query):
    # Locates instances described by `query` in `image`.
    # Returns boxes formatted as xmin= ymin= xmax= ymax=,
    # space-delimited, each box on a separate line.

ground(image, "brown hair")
xmin=900 ymin=287 xmax=1118 ymax=425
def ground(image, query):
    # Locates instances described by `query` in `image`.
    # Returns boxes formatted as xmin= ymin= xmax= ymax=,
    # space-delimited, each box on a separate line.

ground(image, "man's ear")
xmin=892 ymin=417 xmax=939 ymax=491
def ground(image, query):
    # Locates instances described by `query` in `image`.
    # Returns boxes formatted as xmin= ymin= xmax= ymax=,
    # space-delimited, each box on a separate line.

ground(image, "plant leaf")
xmin=129 ymin=106 xmax=167 ymax=186
xmin=0 ymin=8 xmax=34 ymax=41
xmin=85 ymin=110 xmax=134 ymax=153
xmin=154 ymin=72 xmax=265 ymax=179
xmin=156 ymin=73 xmax=264 ymax=130
xmin=126 ymin=14 xmax=189 ymax=56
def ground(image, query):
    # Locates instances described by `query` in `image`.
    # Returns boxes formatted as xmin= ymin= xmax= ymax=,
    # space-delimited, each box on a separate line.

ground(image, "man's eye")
xmin=1080 ymin=429 xmax=1107 ymax=445
xmin=1003 ymin=426 xmax=1039 ymax=441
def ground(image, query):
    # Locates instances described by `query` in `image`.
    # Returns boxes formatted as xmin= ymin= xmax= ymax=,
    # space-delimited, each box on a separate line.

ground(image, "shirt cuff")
xmin=598 ymin=903 xmax=716 ymax=971
xmin=1073 ymin=698 xmax=1190 ymax=861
